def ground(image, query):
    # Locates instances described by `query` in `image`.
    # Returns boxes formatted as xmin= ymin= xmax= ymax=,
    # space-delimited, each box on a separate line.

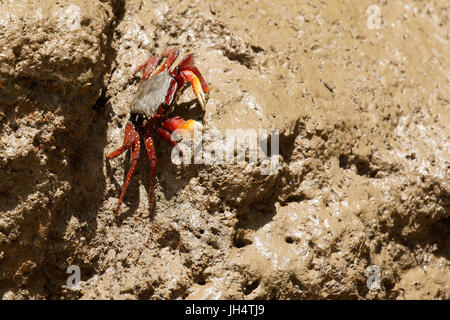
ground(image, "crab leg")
xmin=107 ymin=121 xmax=140 ymax=215
xmin=135 ymin=55 xmax=160 ymax=81
xmin=177 ymin=54 xmax=209 ymax=94
xmin=157 ymin=127 xmax=180 ymax=147
xmin=155 ymin=48 xmax=180 ymax=75
xmin=107 ymin=121 xmax=139 ymax=158
xmin=143 ymin=134 xmax=157 ymax=212
xmin=136 ymin=48 xmax=180 ymax=82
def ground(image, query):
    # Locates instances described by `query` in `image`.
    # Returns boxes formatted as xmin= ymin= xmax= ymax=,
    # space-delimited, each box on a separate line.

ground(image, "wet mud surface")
xmin=0 ymin=0 xmax=448 ymax=299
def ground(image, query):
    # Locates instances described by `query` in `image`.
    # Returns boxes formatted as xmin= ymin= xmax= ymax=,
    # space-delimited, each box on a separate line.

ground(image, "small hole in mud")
xmin=243 ymin=278 xmax=260 ymax=295
xmin=355 ymin=160 xmax=374 ymax=177
xmin=234 ymin=230 xmax=253 ymax=248
xmin=339 ymin=154 xmax=377 ymax=178
xmin=251 ymin=45 xmax=265 ymax=53
xmin=339 ymin=154 xmax=349 ymax=169
xmin=194 ymin=274 xmax=207 ymax=286
xmin=282 ymin=193 xmax=307 ymax=205
xmin=199 ymin=229 xmax=204 ymax=234
xmin=285 ymin=236 xmax=295 ymax=244
xmin=138 ymin=287 xmax=155 ymax=300
xmin=157 ymin=229 xmax=180 ymax=249
xmin=92 ymin=95 xmax=107 ymax=111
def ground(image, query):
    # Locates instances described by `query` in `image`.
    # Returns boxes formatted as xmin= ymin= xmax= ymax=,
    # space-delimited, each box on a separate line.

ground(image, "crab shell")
xmin=130 ymin=70 xmax=174 ymax=118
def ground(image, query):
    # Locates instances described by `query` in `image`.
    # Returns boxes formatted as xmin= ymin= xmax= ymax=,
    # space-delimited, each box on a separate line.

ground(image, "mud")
xmin=0 ymin=0 xmax=448 ymax=299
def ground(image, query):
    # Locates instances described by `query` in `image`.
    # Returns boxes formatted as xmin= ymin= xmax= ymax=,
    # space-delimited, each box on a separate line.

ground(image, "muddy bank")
xmin=0 ymin=0 xmax=448 ymax=299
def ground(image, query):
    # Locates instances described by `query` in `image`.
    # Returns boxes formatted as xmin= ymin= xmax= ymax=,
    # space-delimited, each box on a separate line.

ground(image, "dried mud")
xmin=0 ymin=0 xmax=449 ymax=299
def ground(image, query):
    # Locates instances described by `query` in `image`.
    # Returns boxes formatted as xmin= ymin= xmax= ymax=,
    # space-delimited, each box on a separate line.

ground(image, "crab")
xmin=107 ymin=48 xmax=209 ymax=215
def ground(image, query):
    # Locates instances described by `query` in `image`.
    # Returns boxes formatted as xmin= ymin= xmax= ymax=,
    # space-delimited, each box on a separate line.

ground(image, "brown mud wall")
xmin=0 ymin=0 xmax=448 ymax=299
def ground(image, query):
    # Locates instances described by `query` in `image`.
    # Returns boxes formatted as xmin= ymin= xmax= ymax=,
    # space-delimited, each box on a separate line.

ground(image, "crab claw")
xmin=176 ymin=119 xmax=203 ymax=138
xmin=161 ymin=117 xmax=203 ymax=140
xmin=181 ymin=70 xmax=207 ymax=111
xmin=197 ymin=89 xmax=207 ymax=112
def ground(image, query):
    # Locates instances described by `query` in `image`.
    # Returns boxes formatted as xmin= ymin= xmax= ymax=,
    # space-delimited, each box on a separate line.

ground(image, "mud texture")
xmin=0 ymin=0 xmax=449 ymax=299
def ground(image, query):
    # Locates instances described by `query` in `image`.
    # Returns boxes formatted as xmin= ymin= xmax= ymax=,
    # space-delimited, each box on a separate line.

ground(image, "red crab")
xmin=107 ymin=48 xmax=209 ymax=215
